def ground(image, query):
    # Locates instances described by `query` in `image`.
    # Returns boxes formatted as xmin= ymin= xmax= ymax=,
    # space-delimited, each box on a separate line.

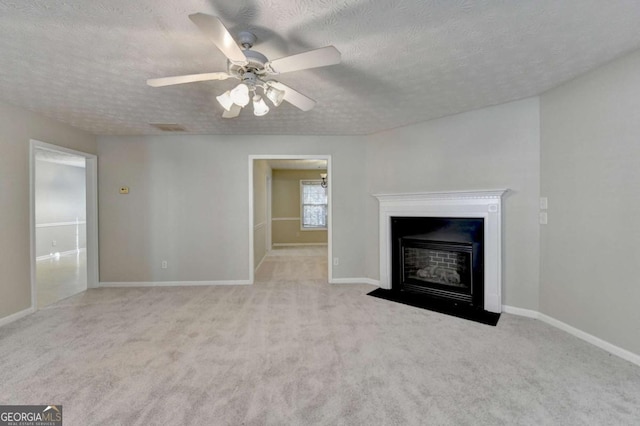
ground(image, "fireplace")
xmin=374 ymin=190 xmax=507 ymax=316
xmin=392 ymin=217 xmax=484 ymax=308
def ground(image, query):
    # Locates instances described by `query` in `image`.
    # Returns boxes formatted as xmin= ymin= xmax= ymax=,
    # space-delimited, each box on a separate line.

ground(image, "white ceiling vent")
xmin=150 ymin=123 xmax=187 ymax=132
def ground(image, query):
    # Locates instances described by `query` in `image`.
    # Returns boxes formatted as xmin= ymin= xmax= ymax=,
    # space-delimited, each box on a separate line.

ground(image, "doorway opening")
xmin=248 ymin=155 xmax=332 ymax=284
xmin=30 ymin=140 xmax=98 ymax=309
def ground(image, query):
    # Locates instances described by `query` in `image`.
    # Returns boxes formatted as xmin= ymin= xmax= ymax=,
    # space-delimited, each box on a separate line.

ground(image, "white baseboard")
xmin=272 ymin=243 xmax=328 ymax=247
xmin=503 ymin=304 xmax=640 ymax=367
xmin=502 ymin=305 xmax=539 ymax=319
xmin=330 ymin=277 xmax=380 ymax=286
xmin=537 ymin=313 xmax=640 ymax=367
xmin=0 ymin=306 xmax=36 ymax=327
xmin=99 ymin=280 xmax=252 ymax=288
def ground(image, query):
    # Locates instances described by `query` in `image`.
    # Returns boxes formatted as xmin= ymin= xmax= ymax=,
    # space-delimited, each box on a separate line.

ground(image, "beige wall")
xmin=365 ymin=98 xmax=541 ymax=310
xmin=0 ymin=101 xmax=96 ymax=319
xmin=272 ymin=169 xmax=328 ymax=245
xmin=97 ymin=135 xmax=367 ymax=282
xmin=540 ymin=49 xmax=640 ymax=355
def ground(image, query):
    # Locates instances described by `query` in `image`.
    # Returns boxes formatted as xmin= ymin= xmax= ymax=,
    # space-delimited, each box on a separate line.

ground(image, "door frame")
xmin=248 ymin=154 xmax=332 ymax=284
xmin=266 ymin=175 xmax=272 ymax=251
xmin=29 ymin=140 xmax=99 ymax=309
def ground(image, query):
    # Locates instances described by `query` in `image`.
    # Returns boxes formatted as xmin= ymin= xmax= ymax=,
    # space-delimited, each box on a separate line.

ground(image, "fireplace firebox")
xmin=392 ymin=217 xmax=484 ymax=309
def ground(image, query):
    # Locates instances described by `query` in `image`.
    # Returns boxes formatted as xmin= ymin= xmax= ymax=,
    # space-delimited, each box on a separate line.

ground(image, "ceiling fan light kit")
xmin=265 ymin=84 xmax=285 ymax=107
xmin=252 ymin=95 xmax=270 ymax=116
xmin=147 ymin=13 xmax=341 ymax=119
xmin=230 ymin=83 xmax=251 ymax=107
xmin=216 ymin=90 xmax=235 ymax=111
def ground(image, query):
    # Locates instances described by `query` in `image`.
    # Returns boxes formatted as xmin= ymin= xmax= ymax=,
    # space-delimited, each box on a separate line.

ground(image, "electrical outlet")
xmin=161 ymin=260 xmax=168 ymax=269
xmin=52 ymin=240 xmax=57 ymax=247
xmin=333 ymin=257 xmax=339 ymax=266
xmin=296 ymin=232 xmax=300 ymax=237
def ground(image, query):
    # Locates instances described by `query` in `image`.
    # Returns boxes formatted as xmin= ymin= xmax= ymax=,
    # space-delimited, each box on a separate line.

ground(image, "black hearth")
xmin=369 ymin=216 xmax=498 ymax=325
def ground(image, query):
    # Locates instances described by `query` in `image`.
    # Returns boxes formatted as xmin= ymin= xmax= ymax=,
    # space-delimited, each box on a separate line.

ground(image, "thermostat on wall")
xmin=119 ymin=186 xmax=129 ymax=194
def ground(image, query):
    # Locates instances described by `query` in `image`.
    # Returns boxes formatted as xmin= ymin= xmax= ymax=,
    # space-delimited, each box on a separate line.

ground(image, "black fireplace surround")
xmin=391 ymin=216 xmax=484 ymax=309
xmin=369 ymin=215 xmax=500 ymax=325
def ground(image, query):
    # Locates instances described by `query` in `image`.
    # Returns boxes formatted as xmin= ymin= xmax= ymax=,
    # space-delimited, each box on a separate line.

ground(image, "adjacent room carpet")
xmin=1 ymin=246 xmax=639 ymax=425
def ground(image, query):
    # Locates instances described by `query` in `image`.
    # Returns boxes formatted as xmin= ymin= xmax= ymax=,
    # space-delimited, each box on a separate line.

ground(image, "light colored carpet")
xmin=1 ymin=246 xmax=639 ymax=425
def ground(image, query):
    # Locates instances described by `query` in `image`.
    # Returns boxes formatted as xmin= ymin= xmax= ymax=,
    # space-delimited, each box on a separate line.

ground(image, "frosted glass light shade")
xmin=253 ymin=95 xmax=270 ymax=116
xmin=216 ymin=91 xmax=234 ymax=111
xmin=230 ymin=83 xmax=250 ymax=107
xmin=265 ymin=85 xmax=285 ymax=107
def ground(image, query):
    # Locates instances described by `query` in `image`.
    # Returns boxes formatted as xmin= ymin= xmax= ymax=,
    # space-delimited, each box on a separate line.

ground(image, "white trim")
xmin=272 ymin=217 xmax=300 ymax=221
xmin=36 ymin=221 xmax=87 ymax=228
xmin=502 ymin=304 xmax=538 ymax=318
xmin=266 ymin=176 xmax=272 ymax=251
xmin=253 ymin=221 xmax=266 ymax=231
xmin=330 ymin=277 xmax=380 ymax=286
xmin=249 ymin=155 xmax=333 ymax=285
xmin=272 ymin=243 xmax=328 ymax=247
xmin=503 ymin=305 xmax=640 ymax=367
xmin=99 ymin=280 xmax=252 ymax=288
xmin=85 ymin=155 xmax=100 ymax=289
xmin=373 ymin=190 xmax=509 ymax=201
xmin=0 ymin=307 xmax=36 ymax=328
xmin=374 ymin=189 xmax=508 ymax=313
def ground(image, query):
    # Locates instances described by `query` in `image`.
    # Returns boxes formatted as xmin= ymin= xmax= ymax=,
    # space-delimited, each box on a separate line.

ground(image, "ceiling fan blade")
xmin=269 ymin=82 xmax=316 ymax=111
xmin=222 ymin=104 xmax=242 ymax=118
xmin=147 ymin=72 xmax=231 ymax=87
xmin=189 ymin=13 xmax=248 ymax=65
xmin=266 ymin=46 xmax=341 ymax=74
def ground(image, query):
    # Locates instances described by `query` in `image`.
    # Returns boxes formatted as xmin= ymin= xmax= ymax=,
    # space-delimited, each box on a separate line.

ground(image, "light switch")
xmin=119 ymin=186 xmax=129 ymax=194
xmin=539 ymin=212 xmax=548 ymax=225
xmin=539 ymin=197 xmax=548 ymax=210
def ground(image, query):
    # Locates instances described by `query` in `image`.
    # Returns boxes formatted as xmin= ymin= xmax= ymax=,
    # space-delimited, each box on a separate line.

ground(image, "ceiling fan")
xmin=147 ymin=13 xmax=341 ymax=118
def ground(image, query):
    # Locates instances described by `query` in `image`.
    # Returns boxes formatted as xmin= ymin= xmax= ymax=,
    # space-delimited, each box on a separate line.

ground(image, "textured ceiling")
xmin=1 ymin=0 xmax=640 ymax=136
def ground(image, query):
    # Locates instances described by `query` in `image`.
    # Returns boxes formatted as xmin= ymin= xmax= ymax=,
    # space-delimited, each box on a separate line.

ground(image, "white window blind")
xmin=300 ymin=180 xmax=327 ymax=229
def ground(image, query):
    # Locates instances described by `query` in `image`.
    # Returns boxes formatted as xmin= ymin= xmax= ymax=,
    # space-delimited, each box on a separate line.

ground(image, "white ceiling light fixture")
xmin=264 ymin=84 xmax=285 ymax=107
xmin=252 ymin=95 xmax=270 ymax=116
xmin=320 ymin=173 xmax=328 ymax=188
xmin=147 ymin=13 xmax=341 ymax=119
xmin=216 ymin=90 xmax=234 ymax=111
xmin=229 ymin=83 xmax=250 ymax=107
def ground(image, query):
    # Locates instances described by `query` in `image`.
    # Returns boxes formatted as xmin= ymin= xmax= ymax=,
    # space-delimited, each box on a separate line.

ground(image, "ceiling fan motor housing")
xmin=229 ymin=48 xmax=269 ymax=78
xmin=238 ymin=31 xmax=257 ymax=49
xmin=242 ymin=71 xmax=258 ymax=87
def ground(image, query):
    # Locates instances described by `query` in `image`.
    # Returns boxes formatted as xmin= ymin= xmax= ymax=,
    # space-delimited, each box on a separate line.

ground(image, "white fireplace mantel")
xmin=374 ymin=189 xmax=508 ymax=313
